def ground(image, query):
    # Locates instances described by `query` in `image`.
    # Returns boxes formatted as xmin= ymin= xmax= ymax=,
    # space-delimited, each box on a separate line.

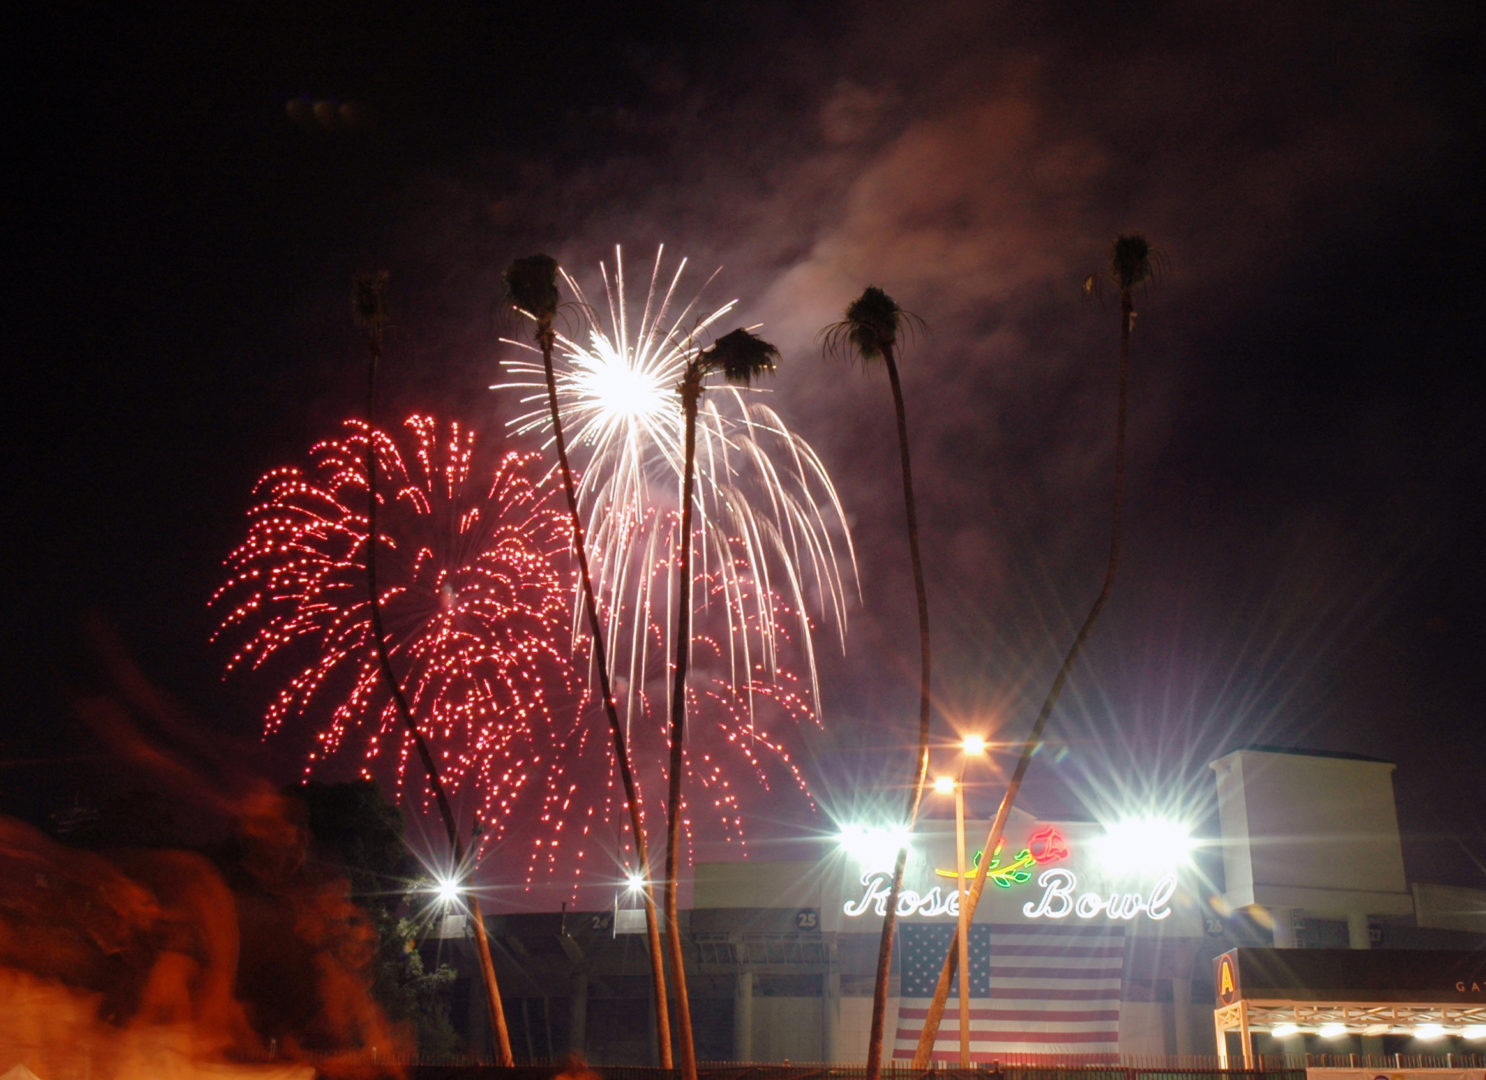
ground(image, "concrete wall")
xmin=835 ymin=996 xmax=874 ymax=1064
xmin=751 ymin=997 xmax=825 ymax=1062
xmin=695 ymin=860 xmax=825 ymax=911
xmin=1211 ymin=749 xmax=1412 ymax=916
xmin=1120 ymin=1000 xmax=1168 ymax=1056
xmin=1413 ymin=883 xmax=1486 ymax=934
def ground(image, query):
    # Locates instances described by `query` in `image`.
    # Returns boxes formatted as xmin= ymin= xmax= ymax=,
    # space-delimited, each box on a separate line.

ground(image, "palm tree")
xmin=667 ymin=327 xmax=780 ymax=1080
xmin=503 ymin=255 xmax=674 ymax=1068
xmin=908 ymin=236 xmax=1157 ymax=1066
xmin=352 ymin=272 xmax=515 ymax=1066
xmin=821 ymin=287 xmax=930 ymax=1080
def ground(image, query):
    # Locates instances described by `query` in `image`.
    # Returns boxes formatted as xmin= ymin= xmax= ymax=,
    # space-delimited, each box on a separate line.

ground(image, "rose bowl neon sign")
xmin=841 ymin=826 xmax=1178 ymax=924
xmin=1021 ymin=867 xmax=1176 ymax=921
xmin=934 ymin=824 xmax=1070 ymax=888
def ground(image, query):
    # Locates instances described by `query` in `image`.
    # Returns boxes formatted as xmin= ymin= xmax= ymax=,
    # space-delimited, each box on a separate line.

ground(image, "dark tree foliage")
xmin=372 ymin=909 xmax=461 ymax=1056
xmin=291 ymin=779 xmax=461 ymax=1055
xmin=295 ymin=779 xmax=409 ymax=897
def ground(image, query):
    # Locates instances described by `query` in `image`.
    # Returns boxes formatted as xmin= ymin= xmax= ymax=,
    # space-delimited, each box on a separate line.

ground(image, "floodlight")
xmin=1415 ymin=1024 xmax=1445 ymax=1040
xmin=837 ymin=823 xmax=910 ymax=868
xmin=1095 ymin=816 xmax=1194 ymax=874
xmin=1271 ymin=1024 xmax=1300 ymax=1038
xmin=1319 ymin=1024 xmax=1347 ymax=1039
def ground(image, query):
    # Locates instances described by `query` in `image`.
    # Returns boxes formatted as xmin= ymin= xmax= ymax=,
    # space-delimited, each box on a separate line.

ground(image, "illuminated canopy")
xmin=1213 ymin=947 xmax=1486 ymax=1068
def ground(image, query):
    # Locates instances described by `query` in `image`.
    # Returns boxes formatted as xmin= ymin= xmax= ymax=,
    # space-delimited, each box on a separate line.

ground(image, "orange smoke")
xmin=1 ymin=623 xmax=412 ymax=1079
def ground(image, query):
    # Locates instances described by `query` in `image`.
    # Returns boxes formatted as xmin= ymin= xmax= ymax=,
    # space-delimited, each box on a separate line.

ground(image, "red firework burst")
xmin=212 ymin=415 xmax=581 ymax=845
xmin=215 ymin=417 xmax=822 ymax=894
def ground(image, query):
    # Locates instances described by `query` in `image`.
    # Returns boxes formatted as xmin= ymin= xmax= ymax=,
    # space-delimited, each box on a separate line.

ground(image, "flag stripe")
xmin=897 ymin=1008 xmax=1121 ymax=1023
xmin=988 ymin=966 xmax=1122 ymax=979
xmin=992 ymin=987 xmax=1122 ymax=1001
xmin=991 ymin=944 xmax=1126 ymax=958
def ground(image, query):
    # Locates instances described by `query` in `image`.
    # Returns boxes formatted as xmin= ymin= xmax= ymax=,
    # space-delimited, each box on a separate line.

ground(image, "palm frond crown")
xmin=503 ymin=254 xmax=560 ymax=327
xmin=353 ymin=270 xmax=390 ymax=332
xmin=821 ymin=286 xmax=922 ymax=365
xmin=1082 ymin=235 xmax=1165 ymax=305
xmin=1111 ymin=235 xmax=1153 ymax=294
xmin=698 ymin=327 xmax=779 ymax=387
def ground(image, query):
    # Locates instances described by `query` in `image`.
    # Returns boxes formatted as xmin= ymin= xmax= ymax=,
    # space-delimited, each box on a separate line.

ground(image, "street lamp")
xmin=934 ymin=734 xmax=988 ymax=1067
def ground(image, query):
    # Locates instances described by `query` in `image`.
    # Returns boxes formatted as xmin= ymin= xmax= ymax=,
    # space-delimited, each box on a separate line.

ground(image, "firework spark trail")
xmin=212 ymin=416 xmax=584 ymax=859
xmin=517 ymin=513 xmax=826 ymax=888
xmin=521 ymin=675 xmax=820 ymax=889
xmin=495 ymin=245 xmax=857 ymax=733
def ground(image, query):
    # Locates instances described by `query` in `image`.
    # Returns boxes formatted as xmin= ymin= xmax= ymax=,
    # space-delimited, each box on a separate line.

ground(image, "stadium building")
xmin=437 ymin=748 xmax=1486 ymax=1065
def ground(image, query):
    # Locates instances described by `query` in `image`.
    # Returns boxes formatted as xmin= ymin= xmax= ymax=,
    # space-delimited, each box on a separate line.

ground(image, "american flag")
xmin=891 ymin=922 xmax=1126 ymax=1062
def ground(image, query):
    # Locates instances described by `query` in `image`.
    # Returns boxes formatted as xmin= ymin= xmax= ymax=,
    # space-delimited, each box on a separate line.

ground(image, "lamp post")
xmin=934 ymin=735 xmax=987 ymax=1067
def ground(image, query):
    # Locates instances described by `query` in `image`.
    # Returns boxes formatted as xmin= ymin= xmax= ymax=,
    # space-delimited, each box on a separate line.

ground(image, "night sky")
xmin=10 ymin=2 xmax=1484 ymax=894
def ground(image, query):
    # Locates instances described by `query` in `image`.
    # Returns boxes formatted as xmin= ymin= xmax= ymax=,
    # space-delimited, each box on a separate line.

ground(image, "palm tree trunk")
xmin=909 ymin=286 xmax=1132 ymax=1067
xmin=664 ymin=372 xmax=703 ymax=1080
xmin=540 ymin=332 xmax=673 ymax=1067
xmin=865 ymin=344 xmax=933 ymax=1080
xmin=364 ymin=338 xmax=514 ymax=1065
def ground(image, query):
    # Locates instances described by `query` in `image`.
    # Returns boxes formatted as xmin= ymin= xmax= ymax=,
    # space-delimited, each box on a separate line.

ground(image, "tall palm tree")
xmin=352 ymin=272 xmax=515 ymax=1066
xmin=908 ymin=236 xmax=1157 ymax=1066
xmin=667 ymin=327 xmax=780 ymax=1080
xmin=503 ymin=255 xmax=674 ymax=1068
xmin=821 ymin=288 xmax=930 ymax=1080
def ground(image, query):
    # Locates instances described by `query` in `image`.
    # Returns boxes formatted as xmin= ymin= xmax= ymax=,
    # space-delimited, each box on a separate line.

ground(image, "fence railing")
xmin=317 ymin=1055 xmax=1486 ymax=1079
xmin=394 ymin=1061 xmax=1318 ymax=1080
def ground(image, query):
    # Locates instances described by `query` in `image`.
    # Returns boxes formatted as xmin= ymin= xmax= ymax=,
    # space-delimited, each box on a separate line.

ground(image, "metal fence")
xmin=357 ymin=1055 xmax=1486 ymax=1080
xmin=396 ymin=1062 xmax=1318 ymax=1080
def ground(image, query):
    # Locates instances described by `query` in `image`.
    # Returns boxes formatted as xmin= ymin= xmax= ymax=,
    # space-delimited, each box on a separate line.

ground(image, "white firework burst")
xmin=493 ymin=245 xmax=857 ymax=730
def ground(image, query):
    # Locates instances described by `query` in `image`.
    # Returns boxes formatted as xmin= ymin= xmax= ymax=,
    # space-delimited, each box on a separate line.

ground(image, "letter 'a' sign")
xmin=1215 ymin=950 xmax=1240 ymax=1006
